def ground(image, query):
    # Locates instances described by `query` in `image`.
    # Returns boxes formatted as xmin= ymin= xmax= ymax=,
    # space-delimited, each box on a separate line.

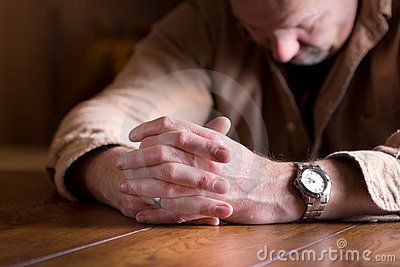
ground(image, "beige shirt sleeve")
xmin=46 ymin=0 xmax=215 ymax=201
xmin=327 ymin=130 xmax=400 ymax=222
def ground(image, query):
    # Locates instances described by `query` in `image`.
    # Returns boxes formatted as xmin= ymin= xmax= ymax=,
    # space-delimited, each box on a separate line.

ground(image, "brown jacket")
xmin=47 ymin=0 xmax=400 ymax=221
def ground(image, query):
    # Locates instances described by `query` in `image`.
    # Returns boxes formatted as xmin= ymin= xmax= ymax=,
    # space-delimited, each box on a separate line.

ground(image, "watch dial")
xmin=301 ymin=169 xmax=325 ymax=193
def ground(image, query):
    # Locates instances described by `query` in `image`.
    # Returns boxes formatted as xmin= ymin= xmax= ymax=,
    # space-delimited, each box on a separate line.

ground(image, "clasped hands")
xmin=115 ymin=116 xmax=304 ymax=225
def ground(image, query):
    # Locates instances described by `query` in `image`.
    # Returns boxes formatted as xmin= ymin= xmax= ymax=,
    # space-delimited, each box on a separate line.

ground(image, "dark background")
xmin=0 ymin=0 xmax=182 ymax=147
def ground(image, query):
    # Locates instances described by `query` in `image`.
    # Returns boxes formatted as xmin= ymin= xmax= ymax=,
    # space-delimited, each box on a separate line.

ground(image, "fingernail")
xmin=211 ymin=218 xmax=220 ymax=226
xmin=116 ymin=158 xmax=125 ymax=169
xmin=213 ymin=180 xmax=229 ymax=193
xmin=119 ymin=182 xmax=130 ymax=194
xmin=214 ymin=205 xmax=231 ymax=217
xmin=216 ymin=149 xmax=230 ymax=162
xmin=136 ymin=214 xmax=146 ymax=223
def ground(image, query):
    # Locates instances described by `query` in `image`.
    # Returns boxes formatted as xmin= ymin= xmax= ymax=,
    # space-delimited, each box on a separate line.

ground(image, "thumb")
xmin=204 ymin=116 xmax=231 ymax=135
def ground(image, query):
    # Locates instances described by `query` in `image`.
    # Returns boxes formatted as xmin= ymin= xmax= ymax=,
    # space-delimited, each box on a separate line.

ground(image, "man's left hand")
xmin=116 ymin=116 xmax=305 ymax=224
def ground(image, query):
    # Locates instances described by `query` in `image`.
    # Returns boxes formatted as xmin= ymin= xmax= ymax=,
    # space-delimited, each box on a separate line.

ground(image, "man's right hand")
xmin=69 ymin=117 xmax=232 ymax=225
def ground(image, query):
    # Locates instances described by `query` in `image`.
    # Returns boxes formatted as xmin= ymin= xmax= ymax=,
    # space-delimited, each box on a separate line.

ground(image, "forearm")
xmin=317 ymin=158 xmax=388 ymax=220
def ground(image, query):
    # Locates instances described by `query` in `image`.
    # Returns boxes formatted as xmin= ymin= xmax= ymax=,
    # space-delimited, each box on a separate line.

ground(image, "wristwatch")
xmin=293 ymin=163 xmax=332 ymax=221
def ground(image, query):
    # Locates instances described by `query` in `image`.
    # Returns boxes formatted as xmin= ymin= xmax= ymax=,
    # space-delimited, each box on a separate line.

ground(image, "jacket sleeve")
xmin=327 ymin=130 xmax=400 ymax=222
xmin=46 ymin=0 xmax=215 ymax=201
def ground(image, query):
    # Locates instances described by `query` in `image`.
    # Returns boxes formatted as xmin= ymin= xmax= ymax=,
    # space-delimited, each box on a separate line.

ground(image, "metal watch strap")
xmin=295 ymin=163 xmax=331 ymax=221
xmin=303 ymin=195 xmax=327 ymax=220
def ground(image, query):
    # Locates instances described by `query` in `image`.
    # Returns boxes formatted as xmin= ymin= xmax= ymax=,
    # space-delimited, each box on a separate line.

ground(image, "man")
xmin=47 ymin=0 xmax=400 ymax=225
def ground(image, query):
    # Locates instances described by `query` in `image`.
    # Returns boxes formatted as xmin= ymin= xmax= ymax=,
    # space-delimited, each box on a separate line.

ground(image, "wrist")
xmin=267 ymin=159 xmax=305 ymax=222
xmin=314 ymin=158 xmax=382 ymax=219
xmin=67 ymin=146 xmax=129 ymax=205
xmin=281 ymin=162 xmax=307 ymax=221
xmin=314 ymin=159 xmax=354 ymax=219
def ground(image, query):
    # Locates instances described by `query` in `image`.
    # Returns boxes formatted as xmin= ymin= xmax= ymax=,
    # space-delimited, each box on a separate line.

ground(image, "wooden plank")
xmin=0 ymin=202 xmax=153 ymax=266
xmin=36 ymin=223 xmax=357 ymax=267
xmin=0 ymin=171 xmax=153 ymax=266
xmin=269 ymin=223 xmax=400 ymax=266
xmin=0 ymin=171 xmax=59 ymax=213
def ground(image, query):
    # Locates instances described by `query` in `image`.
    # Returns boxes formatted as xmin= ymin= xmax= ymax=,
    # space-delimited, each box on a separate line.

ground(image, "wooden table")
xmin=1 ymin=171 xmax=399 ymax=267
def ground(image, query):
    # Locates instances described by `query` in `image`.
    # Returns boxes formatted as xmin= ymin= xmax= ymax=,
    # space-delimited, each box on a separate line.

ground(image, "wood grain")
xmin=0 ymin=171 xmax=152 ymax=266
xmin=36 ymin=223 xmax=356 ymax=267
xmin=4 ymin=171 xmax=394 ymax=267
xmin=0 ymin=171 xmax=59 ymax=214
xmin=270 ymin=223 xmax=400 ymax=267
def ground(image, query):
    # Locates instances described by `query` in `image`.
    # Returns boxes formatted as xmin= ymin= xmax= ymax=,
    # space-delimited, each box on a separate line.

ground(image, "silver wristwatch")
xmin=293 ymin=163 xmax=331 ymax=221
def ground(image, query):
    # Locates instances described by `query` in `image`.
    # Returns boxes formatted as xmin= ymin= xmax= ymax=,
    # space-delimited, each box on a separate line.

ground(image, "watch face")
xmin=301 ymin=169 xmax=326 ymax=193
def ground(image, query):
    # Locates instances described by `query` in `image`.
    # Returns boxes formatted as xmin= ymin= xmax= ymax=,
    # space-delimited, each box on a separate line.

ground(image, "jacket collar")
xmin=310 ymin=0 xmax=393 ymax=156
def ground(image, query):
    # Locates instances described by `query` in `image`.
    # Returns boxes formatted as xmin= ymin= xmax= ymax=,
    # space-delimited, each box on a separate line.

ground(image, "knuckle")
xmin=134 ymin=182 xmax=142 ymax=196
xmin=160 ymin=164 xmax=176 ymax=182
xmin=120 ymin=154 xmax=131 ymax=168
xmin=175 ymin=131 xmax=189 ymax=147
xmin=205 ymin=141 xmax=215 ymax=154
xmin=192 ymin=156 xmax=205 ymax=169
xmin=143 ymin=167 xmax=151 ymax=178
xmin=197 ymin=173 xmax=209 ymax=189
xmin=160 ymin=116 xmax=175 ymax=129
xmin=186 ymin=152 xmax=197 ymax=167
xmin=153 ymin=145 xmax=168 ymax=162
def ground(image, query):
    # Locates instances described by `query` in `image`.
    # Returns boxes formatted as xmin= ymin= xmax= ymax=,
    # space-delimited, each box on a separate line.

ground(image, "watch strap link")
xmin=303 ymin=200 xmax=326 ymax=220
xmin=294 ymin=162 xmax=331 ymax=221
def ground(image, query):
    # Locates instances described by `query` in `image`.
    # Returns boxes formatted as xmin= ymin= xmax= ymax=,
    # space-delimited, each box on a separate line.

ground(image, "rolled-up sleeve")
xmin=327 ymin=130 xmax=400 ymax=221
xmin=46 ymin=0 xmax=216 ymax=201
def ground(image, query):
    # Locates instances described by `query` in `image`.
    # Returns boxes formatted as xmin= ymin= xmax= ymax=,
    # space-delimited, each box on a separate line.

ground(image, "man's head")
xmin=229 ymin=0 xmax=358 ymax=65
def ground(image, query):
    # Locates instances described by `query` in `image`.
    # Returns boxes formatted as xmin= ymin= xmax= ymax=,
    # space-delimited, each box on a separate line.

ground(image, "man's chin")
xmin=289 ymin=51 xmax=331 ymax=66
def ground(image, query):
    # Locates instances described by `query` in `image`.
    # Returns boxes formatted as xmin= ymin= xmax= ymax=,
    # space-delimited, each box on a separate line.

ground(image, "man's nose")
xmin=270 ymin=35 xmax=300 ymax=63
